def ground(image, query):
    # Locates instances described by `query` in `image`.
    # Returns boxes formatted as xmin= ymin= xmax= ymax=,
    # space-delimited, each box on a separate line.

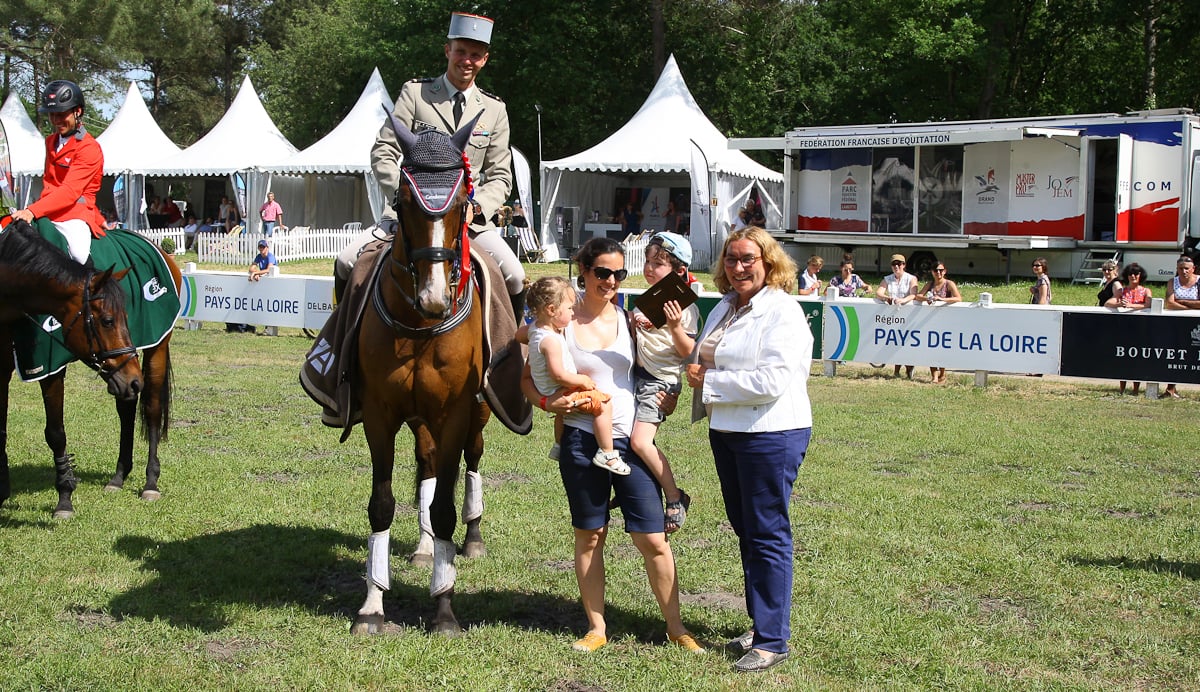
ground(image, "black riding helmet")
xmin=38 ymin=80 xmax=85 ymax=114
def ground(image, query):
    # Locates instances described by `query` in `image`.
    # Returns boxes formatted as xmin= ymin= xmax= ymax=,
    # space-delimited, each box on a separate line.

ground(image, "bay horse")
xmin=0 ymin=217 xmax=144 ymax=518
xmin=351 ymin=113 xmax=488 ymax=635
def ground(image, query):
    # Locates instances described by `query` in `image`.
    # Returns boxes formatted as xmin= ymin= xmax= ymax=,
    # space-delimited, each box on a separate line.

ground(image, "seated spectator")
xmin=830 ymin=259 xmax=871 ymax=297
xmin=182 ymin=213 xmax=199 ymax=250
xmin=163 ymin=197 xmax=183 ymax=226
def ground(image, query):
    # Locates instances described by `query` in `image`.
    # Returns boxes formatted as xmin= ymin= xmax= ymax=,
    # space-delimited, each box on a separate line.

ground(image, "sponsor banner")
xmin=181 ymin=270 xmax=334 ymax=330
xmin=823 ymin=301 xmax=1062 ymax=374
xmin=628 ymin=292 xmax=822 ymax=360
xmin=1061 ymin=312 xmax=1200 ymax=384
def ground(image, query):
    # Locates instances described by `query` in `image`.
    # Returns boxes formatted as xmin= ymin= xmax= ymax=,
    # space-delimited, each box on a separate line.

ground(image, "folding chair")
xmin=516 ymin=225 xmax=545 ymax=262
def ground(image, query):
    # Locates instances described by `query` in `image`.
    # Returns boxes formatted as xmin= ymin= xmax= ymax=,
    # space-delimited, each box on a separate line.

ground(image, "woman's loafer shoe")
xmin=734 ymin=648 xmax=789 ymax=673
xmin=725 ymin=630 xmax=754 ymax=655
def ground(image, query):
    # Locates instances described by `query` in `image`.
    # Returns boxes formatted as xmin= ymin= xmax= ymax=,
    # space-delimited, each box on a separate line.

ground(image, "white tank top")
xmin=564 ymin=307 xmax=635 ymax=438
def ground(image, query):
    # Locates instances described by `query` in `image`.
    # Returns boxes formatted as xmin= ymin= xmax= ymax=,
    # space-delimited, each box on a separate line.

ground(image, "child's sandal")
xmin=664 ymin=490 xmax=691 ymax=533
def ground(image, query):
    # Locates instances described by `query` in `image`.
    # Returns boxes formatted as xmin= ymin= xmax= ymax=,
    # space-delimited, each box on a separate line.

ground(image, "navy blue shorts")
xmin=559 ymin=426 xmax=665 ymax=533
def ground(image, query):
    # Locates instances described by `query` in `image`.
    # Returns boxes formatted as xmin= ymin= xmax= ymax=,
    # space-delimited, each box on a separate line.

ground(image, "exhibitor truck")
xmin=731 ymin=109 xmax=1200 ymax=281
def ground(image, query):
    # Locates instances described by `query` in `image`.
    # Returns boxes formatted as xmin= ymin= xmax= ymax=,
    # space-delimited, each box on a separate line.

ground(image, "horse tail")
xmin=141 ymin=346 xmax=173 ymax=442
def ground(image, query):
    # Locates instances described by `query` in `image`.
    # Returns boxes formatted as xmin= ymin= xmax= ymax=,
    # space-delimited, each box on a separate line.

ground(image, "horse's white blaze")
xmin=417 ymin=219 xmax=450 ymax=314
xmin=366 ymin=529 xmax=391 ymax=591
xmin=462 ymin=470 xmax=483 ymax=523
xmin=431 ymin=538 xmax=457 ymax=597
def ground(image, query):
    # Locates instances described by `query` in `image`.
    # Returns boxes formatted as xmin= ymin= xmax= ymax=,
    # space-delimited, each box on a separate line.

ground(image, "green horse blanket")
xmin=13 ymin=222 xmax=181 ymax=381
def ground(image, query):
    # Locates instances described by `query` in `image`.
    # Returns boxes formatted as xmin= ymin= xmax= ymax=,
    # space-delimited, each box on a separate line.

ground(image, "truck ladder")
xmin=1073 ymin=249 xmax=1122 ymax=284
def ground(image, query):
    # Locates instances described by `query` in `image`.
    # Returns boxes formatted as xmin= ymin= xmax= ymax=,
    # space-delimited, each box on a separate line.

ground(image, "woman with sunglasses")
xmin=1163 ymin=255 xmax=1200 ymax=398
xmin=685 ymin=228 xmax=813 ymax=673
xmin=521 ymin=237 xmax=700 ymax=655
xmin=916 ymin=263 xmax=961 ymax=383
xmin=1030 ymin=258 xmax=1052 ymax=304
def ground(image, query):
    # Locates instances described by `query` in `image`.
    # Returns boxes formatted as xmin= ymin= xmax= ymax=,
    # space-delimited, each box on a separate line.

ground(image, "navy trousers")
xmin=710 ymin=427 xmax=811 ymax=654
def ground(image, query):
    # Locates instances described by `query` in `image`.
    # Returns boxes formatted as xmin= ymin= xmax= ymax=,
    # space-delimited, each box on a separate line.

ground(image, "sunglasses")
xmin=891 ymin=261 xmax=905 ymax=266
xmin=591 ymin=267 xmax=629 ymax=282
xmin=933 ymin=267 xmax=946 ymax=273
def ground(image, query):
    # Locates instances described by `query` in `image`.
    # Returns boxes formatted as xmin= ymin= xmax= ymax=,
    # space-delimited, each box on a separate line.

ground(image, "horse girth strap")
xmin=370 ymin=266 xmax=475 ymax=338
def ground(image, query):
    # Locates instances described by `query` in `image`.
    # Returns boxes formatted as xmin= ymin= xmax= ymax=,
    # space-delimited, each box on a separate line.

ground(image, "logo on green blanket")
xmin=41 ymin=316 xmax=62 ymax=333
xmin=143 ymin=277 xmax=169 ymax=301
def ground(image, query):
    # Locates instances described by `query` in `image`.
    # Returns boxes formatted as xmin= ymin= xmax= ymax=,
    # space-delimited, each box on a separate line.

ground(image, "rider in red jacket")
xmin=11 ymin=79 xmax=106 ymax=263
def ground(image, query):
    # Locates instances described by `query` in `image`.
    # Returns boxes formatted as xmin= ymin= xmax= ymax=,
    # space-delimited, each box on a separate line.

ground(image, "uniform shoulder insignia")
xmin=478 ymin=88 xmax=504 ymax=103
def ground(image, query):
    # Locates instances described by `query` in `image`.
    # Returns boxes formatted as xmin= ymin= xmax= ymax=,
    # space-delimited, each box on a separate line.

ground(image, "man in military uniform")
xmin=338 ymin=11 xmax=526 ymax=320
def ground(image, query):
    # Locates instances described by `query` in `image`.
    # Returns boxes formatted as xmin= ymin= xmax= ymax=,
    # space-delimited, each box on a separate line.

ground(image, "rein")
xmin=35 ymin=269 xmax=139 ymax=381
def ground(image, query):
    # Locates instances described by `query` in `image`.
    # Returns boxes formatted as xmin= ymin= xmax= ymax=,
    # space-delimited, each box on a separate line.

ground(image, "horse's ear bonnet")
xmin=386 ymin=108 xmax=481 ymax=216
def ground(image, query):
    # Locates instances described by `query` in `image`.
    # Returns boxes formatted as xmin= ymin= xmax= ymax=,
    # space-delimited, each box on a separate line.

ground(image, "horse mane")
xmin=0 ymin=218 xmax=90 ymax=287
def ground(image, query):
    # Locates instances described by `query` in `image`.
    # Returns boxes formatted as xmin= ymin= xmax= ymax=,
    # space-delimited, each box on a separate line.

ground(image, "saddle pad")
xmin=299 ymin=238 xmax=532 ymax=439
xmin=13 ymin=222 xmax=181 ymax=381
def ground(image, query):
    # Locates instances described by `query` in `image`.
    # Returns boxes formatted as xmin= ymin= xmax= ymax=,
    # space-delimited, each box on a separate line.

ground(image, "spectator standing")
xmin=830 ymin=258 xmax=871 ymax=297
xmin=248 ymin=239 xmax=276 ymax=281
xmin=1162 ymin=256 xmax=1199 ymax=398
xmin=259 ymin=191 xmax=284 ymax=236
xmin=521 ymin=237 xmax=701 ymax=655
xmin=916 ymin=262 xmax=962 ymax=383
xmin=796 ymin=255 xmax=824 ymax=296
xmin=1030 ymin=257 xmax=1052 ymax=304
xmin=685 ymin=227 xmax=812 ymax=673
xmin=876 ymin=253 xmax=918 ymax=378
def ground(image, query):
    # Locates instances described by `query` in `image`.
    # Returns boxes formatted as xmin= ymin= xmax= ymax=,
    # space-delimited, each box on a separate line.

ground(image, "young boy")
xmin=630 ymin=231 xmax=700 ymax=532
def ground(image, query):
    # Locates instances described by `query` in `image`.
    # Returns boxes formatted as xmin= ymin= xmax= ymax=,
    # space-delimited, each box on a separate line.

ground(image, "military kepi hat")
xmin=448 ymin=12 xmax=493 ymax=45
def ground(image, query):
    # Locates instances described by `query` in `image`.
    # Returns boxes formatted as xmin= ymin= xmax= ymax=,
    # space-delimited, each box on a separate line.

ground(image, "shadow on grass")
xmin=1066 ymin=554 xmax=1200 ymax=581
xmin=107 ymin=524 xmax=668 ymax=640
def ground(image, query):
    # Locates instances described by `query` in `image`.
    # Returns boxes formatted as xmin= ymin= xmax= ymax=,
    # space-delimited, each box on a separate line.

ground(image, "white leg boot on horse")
xmin=412 ymin=477 xmax=436 ymax=567
xmin=431 ymin=537 xmax=461 ymax=634
xmin=352 ymin=529 xmax=391 ymax=635
xmin=461 ymin=470 xmax=486 ymax=558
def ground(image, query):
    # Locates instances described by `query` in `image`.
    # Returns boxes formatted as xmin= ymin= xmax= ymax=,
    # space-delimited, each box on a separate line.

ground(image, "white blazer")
xmin=691 ymin=287 xmax=813 ymax=433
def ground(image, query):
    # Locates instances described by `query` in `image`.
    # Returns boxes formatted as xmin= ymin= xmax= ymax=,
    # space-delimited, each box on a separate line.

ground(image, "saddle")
xmin=300 ymin=237 xmax=533 ymax=441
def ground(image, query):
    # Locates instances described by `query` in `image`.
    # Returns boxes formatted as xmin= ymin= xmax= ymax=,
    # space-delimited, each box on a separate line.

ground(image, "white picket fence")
xmin=133 ymin=227 xmax=188 ymax=255
xmin=623 ymin=234 xmax=648 ymax=269
xmin=192 ymin=227 xmax=361 ymax=265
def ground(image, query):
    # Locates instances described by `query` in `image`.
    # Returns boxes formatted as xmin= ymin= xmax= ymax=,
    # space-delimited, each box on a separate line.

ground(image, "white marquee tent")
xmin=539 ymin=54 xmax=783 ymax=267
xmin=1 ymin=92 xmax=46 ymax=206
xmin=142 ymin=75 xmax=299 ymax=234
xmin=263 ymin=67 xmax=392 ymax=228
xmin=95 ymin=82 xmax=184 ymax=228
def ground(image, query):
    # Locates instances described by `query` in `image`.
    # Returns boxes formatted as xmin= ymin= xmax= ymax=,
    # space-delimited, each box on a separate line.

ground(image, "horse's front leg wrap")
xmin=462 ymin=470 xmax=483 ymax=523
xmin=431 ymin=538 xmax=457 ymax=597
xmin=54 ymin=454 xmax=78 ymax=493
xmin=416 ymin=477 xmax=436 ymax=556
xmin=366 ymin=530 xmax=391 ymax=591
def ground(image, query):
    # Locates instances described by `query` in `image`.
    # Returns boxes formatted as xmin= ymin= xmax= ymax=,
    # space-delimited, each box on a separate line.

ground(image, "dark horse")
xmin=0 ymin=217 xmax=144 ymax=518
xmin=351 ymin=113 xmax=488 ymax=635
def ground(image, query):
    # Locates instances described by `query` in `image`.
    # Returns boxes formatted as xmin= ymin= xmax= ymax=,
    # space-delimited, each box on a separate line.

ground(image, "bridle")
xmin=371 ymin=112 xmax=479 ymax=337
xmin=56 ymin=269 xmax=139 ymax=381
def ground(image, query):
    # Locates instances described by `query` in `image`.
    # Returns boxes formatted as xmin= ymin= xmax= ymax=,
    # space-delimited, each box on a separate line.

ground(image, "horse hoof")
xmin=350 ymin=613 xmax=384 ymax=635
xmin=103 ymin=484 xmax=123 ymax=493
xmin=433 ymin=620 xmax=463 ymax=636
xmin=462 ymin=541 xmax=487 ymax=559
xmin=409 ymin=553 xmax=434 ymax=568
xmin=52 ymin=509 xmax=75 ymax=520
xmin=140 ymin=489 xmax=161 ymax=501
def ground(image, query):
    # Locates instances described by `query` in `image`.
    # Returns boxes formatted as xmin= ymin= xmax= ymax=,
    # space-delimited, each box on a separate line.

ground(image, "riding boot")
xmin=509 ymin=288 xmax=528 ymax=325
xmin=333 ymin=272 xmax=347 ymax=305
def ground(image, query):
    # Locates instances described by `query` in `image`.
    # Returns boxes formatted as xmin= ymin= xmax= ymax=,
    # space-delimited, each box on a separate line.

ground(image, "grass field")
xmin=1 ymin=312 xmax=1197 ymax=689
